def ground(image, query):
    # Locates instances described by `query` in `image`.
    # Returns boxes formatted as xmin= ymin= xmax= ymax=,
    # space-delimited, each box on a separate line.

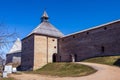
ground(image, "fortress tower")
xmin=21 ymin=11 xmax=64 ymax=70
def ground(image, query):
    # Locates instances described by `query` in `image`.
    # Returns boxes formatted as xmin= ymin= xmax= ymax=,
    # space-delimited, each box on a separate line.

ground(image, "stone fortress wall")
xmin=21 ymin=34 xmax=58 ymax=70
xmin=21 ymin=34 xmax=34 ymax=70
xmin=58 ymin=20 xmax=120 ymax=62
xmin=33 ymin=34 xmax=58 ymax=70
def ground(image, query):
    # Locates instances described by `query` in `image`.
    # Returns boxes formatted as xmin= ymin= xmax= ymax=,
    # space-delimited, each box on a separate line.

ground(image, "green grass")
xmin=26 ymin=62 xmax=96 ymax=77
xmin=83 ymin=56 xmax=120 ymax=66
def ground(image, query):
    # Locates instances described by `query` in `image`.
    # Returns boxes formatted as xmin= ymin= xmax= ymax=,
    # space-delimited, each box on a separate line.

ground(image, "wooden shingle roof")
xmin=29 ymin=11 xmax=64 ymax=37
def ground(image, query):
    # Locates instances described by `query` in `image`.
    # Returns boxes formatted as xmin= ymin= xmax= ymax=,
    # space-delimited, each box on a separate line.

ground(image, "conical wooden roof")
xmin=29 ymin=11 xmax=64 ymax=37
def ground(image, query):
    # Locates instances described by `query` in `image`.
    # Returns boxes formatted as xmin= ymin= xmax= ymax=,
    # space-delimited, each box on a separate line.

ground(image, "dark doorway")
xmin=70 ymin=54 xmax=76 ymax=62
xmin=75 ymin=54 xmax=77 ymax=62
xmin=53 ymin=53 xmax=57 ymax=62
xmin=101 ymin=46 xmax=105 ymax=53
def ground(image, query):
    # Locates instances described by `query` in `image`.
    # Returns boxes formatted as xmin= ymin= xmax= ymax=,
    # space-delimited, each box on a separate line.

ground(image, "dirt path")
xmin=10 ymin=62 xmax=120 ymax=80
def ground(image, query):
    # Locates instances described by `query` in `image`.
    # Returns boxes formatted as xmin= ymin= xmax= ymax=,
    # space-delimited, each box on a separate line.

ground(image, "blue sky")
xmin=0 ymin=0 xmax=120 ymax=39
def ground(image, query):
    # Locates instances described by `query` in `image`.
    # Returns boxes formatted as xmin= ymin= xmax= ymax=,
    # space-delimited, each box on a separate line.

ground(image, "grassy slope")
xmin=83 ymin=56 xmax=120 ymax=66
xmin=27 ymin=63 xmax=96 ymax=77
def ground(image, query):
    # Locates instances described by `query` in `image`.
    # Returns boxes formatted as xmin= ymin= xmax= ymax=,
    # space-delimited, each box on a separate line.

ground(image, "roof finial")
xmin=41 ymin=10 xmax=49 ymax=22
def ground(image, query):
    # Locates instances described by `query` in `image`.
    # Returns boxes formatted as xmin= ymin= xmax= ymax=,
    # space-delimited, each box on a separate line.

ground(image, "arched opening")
xmin=70 ymin=54 xmax=76 ymax=62
xmin=101 ymin=46 xmax=105 ymax=53
xmin=75 ymin=54 xmax=77 ymax=62
xmin=52 ymin=53 xmax=57 ymax=62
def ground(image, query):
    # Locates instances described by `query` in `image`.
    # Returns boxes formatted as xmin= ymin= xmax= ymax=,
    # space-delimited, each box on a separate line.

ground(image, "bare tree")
xmin=0 ymin=23 xmax=18 ymax=72
xmin=0 ymin=23 xmax=18 ymax=58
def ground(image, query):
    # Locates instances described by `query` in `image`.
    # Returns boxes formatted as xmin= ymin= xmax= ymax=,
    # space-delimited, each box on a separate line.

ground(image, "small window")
xmin=104 ymin=27 xmax=107 ymax=30
xmin=52 ymin=39 xmax=55 ymax=41
xmin=73 ymin=35 xmax=75 ymax=38
xmin=54 ymin=46 xmax=56 ymax=49
xmin=87 ymin=32 xmax=89 ymax=34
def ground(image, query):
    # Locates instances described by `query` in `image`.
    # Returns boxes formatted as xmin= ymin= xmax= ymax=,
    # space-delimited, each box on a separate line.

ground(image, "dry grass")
xmin=83 ymin=56 xmax=120 ymax=66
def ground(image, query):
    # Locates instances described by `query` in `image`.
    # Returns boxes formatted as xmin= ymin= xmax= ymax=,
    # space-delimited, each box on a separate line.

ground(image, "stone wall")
xmin=21 ymin=34 xmax=58 ymax=70
xmin=6 ymin=52 xmax=21 ymax=65
xmin=48 ymin=37 xmax=58 ymax=62
xmin=33 ymin=35 xmax=57 ymax=70
xmin=34 ymin=35 xmax=47 ymax=70
xmin=58 ymin=21 xmax=120 ymax=62
xmin=21 ymin=35 xmax=34 ymax=71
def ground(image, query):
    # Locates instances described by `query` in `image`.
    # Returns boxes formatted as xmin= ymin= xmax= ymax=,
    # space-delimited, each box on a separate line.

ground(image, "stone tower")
xmin=21 ymin=11 xmax=64 ymax=70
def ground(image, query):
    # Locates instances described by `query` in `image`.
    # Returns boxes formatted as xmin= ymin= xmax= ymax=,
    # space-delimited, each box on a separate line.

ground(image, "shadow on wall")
xmin=113 ymin=59 xmax=120 ymax=67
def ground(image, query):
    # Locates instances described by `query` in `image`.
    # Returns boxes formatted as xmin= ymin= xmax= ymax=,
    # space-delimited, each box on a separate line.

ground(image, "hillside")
xmin=26 ymin=62 xmax=96 ymax=77
xmin=83 ymin=56 xmax=120 ymax=67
